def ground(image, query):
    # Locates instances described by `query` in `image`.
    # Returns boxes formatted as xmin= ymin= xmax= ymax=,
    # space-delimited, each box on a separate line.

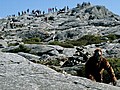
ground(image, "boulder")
xmin=2 ymin=45 xmax=19 ymax=52
xmin=18 ymin=52 xmax=41 ymax=62
xmin=0 ymin=39 xmax=8 ymax=48
xmin=48 ymin=49 xmax=59 ymax=56
xmin=25 ymin=44 xmax=62 ymax=56
xmin=25 ymin=44 xmax=53 ymax=54
xmin=62 ymin=64 xmax=85 ymax=76
xmin=2 ymin=44 xmax=63 ymax=56
xmin=84 ymin=43 xmax=120 ymax=58
xmin=18 ymin=29 xmax=49 ymax=40
xmin=0 ymin=52 xmax=120 ymax=90
xmin=48 ymin=45 xmax=64 ymax=52
xmin=63 ymin=48 xmax=76 ymax=57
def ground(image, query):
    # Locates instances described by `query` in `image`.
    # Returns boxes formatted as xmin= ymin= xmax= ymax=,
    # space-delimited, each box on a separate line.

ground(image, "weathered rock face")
xmin=84 ymin=43 xmax=120 ymax=58
xmin=2 ymin=42 xmax=120 ymax=61
xmin=63 ymin=48 xmax=76 ymax=57
xmin=1 ymin=2 xmax=120 ymax=42
xmin=2 ymin=44 xmax=64 ymax=56
xmin=18 ymin=29 xmax=49 ymax=40
xmin=0 ymin=2 xmax=120 ymax=89
xmin=0 ymin=52 xmax=120 ymax=90
xmin=18 ymin=52 xmax=41 ymax=61
xmin=0 ymin=39 xmax=8 ymax=48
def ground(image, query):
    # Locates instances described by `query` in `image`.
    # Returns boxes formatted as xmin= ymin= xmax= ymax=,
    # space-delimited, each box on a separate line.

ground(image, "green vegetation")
xmin=49 ymin=35 xmax=101 ymax=47
xmin=103 ymin=58 xmax=120 ymax=83
xmin=49 ymin=41 xmax=74 ymax=48
xmin=23 ymin=37 xmax=41 ymax=44
xmin=10 ymin=44 xmax=31 ymax=53
xmin=66 ymin=34 xmax=119 ymax=46
xmin=106 ymin=34 xmax=118 ymax=41
xmin=8 ymin=43 xmax=19 ymax=46
xmin=49 ymin=34 xmax=119 ymax=47
xmin=35 ymin=59 xmax=61 ymax=66
xmin=66 ymin=35 xmax=100 ymax=46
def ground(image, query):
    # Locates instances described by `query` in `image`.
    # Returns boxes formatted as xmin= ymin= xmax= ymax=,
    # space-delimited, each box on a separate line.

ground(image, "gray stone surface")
xmin=1 ymin=3 xmax=120 ymax=89
xmin=63 ymin=48 xmax=76 ymax=57
xmin=0 ymin=39 xmax=8 ymax=48
xmin=1 ymin=3 xmax=120 ymax=42
xmin=25 ymin=44 xmax=63 ymax=56
xmin=84 ymin=43 xmax=120 ymax=58
xmin=18 ymin=52 xmax=41 ymax=61
xmin=0 ymin=52 xmax=120 ymax=90
xmin=2 ymin=45 xmax=19 ymax=52
xmin=2 ymin=42 xmax=120 ymax=58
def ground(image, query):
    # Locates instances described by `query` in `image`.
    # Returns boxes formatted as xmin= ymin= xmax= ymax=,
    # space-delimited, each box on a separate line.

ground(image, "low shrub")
xmin=66 ymin=40 xmax=88 ymax=46
xmin=65 ymin=35 xmax=103 ymax=46
xmin=36 ymin=59 xmax=60 ymax=66
xmin=106 ymin=34 xmax=119 ymax=41
xmin=10 ymin=44 xmax=31 ymax=53
xmin=49 ymin=35 xmax=106 ymax=47
xmin=65 ymin=34 xmax=119 ymax=46
xmin=49 ymin=41 xmax=74 ymax=48
xmin=108 ymin=58 xmax=120 ymax=79
xmin=8 ymin=43 xmax=19 ymax=46
xmin=23 ymin=37 xmax=41 ymax=44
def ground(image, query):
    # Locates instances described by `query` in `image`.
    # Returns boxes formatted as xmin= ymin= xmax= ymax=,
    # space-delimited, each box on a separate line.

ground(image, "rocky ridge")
xmin=0 ymin=2 xmax=120 ymax=90
xmin=0 ymin=2 xmax=120 ymax=42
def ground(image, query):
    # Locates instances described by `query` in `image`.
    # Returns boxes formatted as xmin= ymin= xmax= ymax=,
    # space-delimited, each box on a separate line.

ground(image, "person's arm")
xmin=103 ymin=58 xmax=117 ymax=86
xmin=85 ymin=57 xmax=95 ymax=80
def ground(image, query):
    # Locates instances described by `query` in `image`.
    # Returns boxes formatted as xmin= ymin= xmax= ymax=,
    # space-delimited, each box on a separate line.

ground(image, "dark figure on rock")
xmin=85 ymin=48 xmax=117 ymax=86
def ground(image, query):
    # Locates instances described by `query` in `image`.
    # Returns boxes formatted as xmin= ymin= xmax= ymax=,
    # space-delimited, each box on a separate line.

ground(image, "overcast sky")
xmin=0 ymin=0 xmax=120 ymax=18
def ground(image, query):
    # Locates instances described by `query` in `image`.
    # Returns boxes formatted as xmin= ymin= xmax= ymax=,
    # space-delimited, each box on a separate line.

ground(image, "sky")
xmin=0 ymin=0 xmax=120 ymax=18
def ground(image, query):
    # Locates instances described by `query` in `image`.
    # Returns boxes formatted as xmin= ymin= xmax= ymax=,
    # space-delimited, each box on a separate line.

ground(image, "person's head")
xmin=93 ymin=48 xmax=102 ymax=60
